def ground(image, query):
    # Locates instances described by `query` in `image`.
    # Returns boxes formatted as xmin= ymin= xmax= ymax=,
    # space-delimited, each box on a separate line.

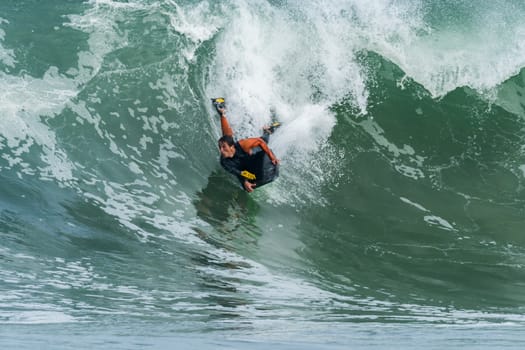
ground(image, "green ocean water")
xmin=1 ymin=0 xmax=525 ymax=348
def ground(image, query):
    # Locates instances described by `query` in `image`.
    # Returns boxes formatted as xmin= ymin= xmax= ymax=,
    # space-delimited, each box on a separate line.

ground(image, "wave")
xmin=1 ymin=0 xmax=525 ymax=335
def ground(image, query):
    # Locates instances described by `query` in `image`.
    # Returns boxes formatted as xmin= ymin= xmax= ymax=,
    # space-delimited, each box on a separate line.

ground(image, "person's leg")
xmin=261 ymin=130 xmax=270 ymax=143
xmin=261 ymin=122 xmax=281 ymax=142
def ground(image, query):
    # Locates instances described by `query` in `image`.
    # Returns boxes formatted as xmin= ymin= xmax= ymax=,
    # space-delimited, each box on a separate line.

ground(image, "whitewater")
xmin=1 ymin=0 xmax=525 ymax=349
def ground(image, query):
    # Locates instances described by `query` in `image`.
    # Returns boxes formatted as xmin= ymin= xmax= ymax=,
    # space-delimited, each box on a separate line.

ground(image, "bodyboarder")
xmin=212 ymin=98 xmax=280 ymax=193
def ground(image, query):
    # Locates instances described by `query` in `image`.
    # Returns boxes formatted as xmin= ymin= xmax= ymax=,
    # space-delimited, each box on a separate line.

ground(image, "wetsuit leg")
xmin=261 ymin=131 xmax=270 ymax=143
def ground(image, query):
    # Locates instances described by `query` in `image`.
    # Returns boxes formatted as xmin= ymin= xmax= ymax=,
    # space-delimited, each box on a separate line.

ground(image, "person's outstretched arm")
xmin=238 ymin=137 xmax=280 ymax=165
xmin=219 ymin=108 xmax=234 ymax=137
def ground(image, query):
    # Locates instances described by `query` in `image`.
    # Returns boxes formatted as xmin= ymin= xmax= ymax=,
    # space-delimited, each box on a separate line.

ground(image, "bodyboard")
xmin=243 ymin=151 xmax=279 ymax=188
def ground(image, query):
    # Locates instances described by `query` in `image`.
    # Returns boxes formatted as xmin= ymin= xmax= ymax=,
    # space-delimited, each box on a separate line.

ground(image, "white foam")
xmin=400 ymin=197 xmax=457 ymax=232
xmin=400 ymin=197 xmax=429 ymax=212
xmin=0 ymin=18 xmax=16 ymax=68
xmin=359 ymin=118 xmax=426 ymax=180
xmin=395 ymin=164 xmax=425 ymax=180
xmin=208 ymin=1 xmax=369 ymax=119
xmin=166 ymin=1 xmax=223 ymax=45
xmin=353 ymin=0 xmax=525 ymax=97
xmin=424 ymin=215 xmax=457 ymax=232
xmin=0 ymin=0 xmax=137 ymax=182
xmin=65 ymin=0 xmax=137 ymax=84
xmin=288 ymin=1 xmax=525 ymax=98
xmin=0 ymin=70 xmax=77 ymax=180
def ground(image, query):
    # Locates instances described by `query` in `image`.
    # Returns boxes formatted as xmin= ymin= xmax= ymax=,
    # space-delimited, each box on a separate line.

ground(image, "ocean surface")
xmin=1 ymin=0 xmax=525 ymax=348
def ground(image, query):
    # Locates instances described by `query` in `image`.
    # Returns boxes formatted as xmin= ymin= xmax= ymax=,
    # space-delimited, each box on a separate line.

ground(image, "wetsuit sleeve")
xmin=221 ymin=115 xmax=234 ymax=137
xmin=220 ymin=158 xmax=241 ymax=177
xmin=238 ymin=137 xmax=277 ymax=162
xmin=220 ymin=158 xmax=245 ymax=187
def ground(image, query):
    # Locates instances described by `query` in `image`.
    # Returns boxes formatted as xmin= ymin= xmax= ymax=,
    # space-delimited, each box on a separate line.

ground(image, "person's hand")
xmin=218 ymin=107 xmax=225 ymax=115
xmin=244 ymin=180 xmax=256 ymax=192
xmin=272 ymin=158 xmax=280 ymax=165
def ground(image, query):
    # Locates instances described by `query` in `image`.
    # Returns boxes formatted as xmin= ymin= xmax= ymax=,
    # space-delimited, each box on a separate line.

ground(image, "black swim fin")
xmin=267 ymin=107 xmax=281 ymax=133
xmin=263 ymin=121 xmax=282 ymax=134
xmin=268 ymin=121 xmax=281 ymax=133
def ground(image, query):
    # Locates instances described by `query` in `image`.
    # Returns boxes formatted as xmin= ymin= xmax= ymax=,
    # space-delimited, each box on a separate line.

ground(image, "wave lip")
xmin=365 ymin=1 xmax=525 ymax=97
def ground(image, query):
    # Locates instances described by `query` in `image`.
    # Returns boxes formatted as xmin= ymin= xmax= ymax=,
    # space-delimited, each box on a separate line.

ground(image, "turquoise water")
xmin=1 ymin=0 xmax=525 ymax=348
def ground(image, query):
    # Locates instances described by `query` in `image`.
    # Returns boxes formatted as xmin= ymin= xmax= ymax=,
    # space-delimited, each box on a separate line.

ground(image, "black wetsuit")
xmin=220 ymin=133 xmax=279 ymax=189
